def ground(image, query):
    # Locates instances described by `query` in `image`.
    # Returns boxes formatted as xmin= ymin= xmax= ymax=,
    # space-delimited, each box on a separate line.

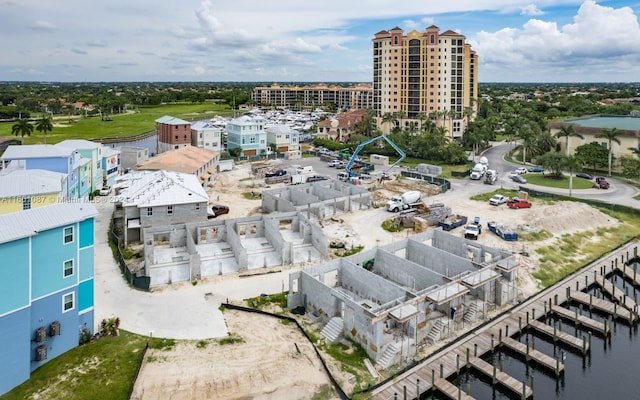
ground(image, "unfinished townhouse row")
xmin=287 ymin=229 xmax=522 ymax=369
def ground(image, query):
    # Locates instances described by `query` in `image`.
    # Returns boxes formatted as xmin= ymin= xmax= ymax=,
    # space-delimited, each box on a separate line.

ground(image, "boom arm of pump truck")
xmin=345 ymin=135 xmax=406 ymax=176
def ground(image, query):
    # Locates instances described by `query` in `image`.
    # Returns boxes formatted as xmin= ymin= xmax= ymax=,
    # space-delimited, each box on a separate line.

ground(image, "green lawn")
xmin=524 ymin=173 xmax=595 ymax=189
xmin=0 ymin=102 xmax=233 ymax=145
xmin=0 ymin=331 xmax=158 ymax=400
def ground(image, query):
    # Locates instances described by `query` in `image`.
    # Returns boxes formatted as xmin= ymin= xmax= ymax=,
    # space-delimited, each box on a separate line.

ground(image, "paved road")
xmin=482 ymin=141 xmax=640 ymax=209
xmin=93 ymin=146 xmax=639 ymax=340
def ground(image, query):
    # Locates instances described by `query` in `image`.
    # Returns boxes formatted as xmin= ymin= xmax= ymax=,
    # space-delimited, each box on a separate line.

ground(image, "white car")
xmin=99 ymin=186 xmax=112 ymax=196
xmin=508 ymin=170 xmax=519 ymax=178
xmin=489 ymin=194 xmax=508 ymax=206
xmin=515 ymin=167 xmax=527 ymax=174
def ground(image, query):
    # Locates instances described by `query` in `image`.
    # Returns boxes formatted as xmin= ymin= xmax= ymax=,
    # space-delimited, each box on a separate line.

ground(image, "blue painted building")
xmin=226 ymin=115 xmax=268 ymax=157
xmin=0 ymin=144 xmax=90 ymax=200
xmin=101 ymin=146 xmax=121 ymax=186
xmin=0 ymin=202 xmax=97 ymax=395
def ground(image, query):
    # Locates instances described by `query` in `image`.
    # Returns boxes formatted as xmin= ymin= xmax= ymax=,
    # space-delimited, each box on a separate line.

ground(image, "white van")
xmin=296 ymin=165 xmax=314 ymax=174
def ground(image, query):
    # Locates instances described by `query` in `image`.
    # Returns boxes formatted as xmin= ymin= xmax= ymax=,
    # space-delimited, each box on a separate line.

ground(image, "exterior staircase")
xmin=377 ymin=341 xmax=401 ymax=370
xmin=463 ymin=302 xmax=479 ymax=323
xmin=426 ymin=319 xmax=446 ymax=344
xmin=320 ymin=317 xmax=344 ymax=344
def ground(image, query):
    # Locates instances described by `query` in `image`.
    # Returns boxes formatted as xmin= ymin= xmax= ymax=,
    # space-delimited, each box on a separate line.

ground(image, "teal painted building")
xmin=0 ymin=203 xmax=97 ymax=395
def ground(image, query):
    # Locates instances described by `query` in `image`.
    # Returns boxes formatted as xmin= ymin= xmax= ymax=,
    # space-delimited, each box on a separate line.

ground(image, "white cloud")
xmin=521 ymin=4 xmax=544 ymax=16
xmin=471 ymin=0 xmax=640 ymax=81
xmin=29 ymin=20 xmax=56 ymax=32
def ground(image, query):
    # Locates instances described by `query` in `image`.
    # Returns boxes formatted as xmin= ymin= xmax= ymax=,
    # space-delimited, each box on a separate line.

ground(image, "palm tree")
xmin=563 ymin=155 xmax=582 ymax=197
xmin=11 ymin=118 xmax=34 ymax=145
xmin=516 ymin=122 xmax=537 ymax=165
xmin=629 ymin=145 xmax=640 ymax=158
xmin=595 ymin=127 xmax=623 ymax=176
xmin=35 ymin=115 xmax=54 ymax=144
xmin=394 ymin=110 xmax=406 ymax=131
xmin=381 ymin=112 xmax=397 ymax=134
xmin=555 ymin=125 xmax=584 ymax=156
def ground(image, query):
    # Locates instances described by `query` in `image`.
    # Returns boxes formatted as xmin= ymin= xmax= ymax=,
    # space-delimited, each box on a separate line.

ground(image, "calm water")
xmin=433 ymin=267 xmax=640 ymax=400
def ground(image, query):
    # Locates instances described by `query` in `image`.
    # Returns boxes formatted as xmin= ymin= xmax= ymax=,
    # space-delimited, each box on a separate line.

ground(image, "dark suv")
xmin=306 ymin=175 xmax=329 ymax=182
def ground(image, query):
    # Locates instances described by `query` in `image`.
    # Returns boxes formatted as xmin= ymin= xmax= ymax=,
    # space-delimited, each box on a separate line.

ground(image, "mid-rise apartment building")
xmin=372 ymin=26 xmax=478 ymax=139
xmin=252 ymin=83 xmax=373 ymax=111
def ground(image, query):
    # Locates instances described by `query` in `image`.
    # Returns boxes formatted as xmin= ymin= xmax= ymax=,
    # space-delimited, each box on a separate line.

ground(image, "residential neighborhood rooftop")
xmin=0 ymin=169 xmax=66 ymax=197
xmin=114 ymin=170 xmax=209 ymax=207
xmin=137 ymin=146 xmax=217 ymax=175
xmin=0 ymin=202 xmax=98 ymax=244
xmin=1 ymin=144 xmax=72 ymax=159
xmin=155 ymin=115 xmax=190 ymax=125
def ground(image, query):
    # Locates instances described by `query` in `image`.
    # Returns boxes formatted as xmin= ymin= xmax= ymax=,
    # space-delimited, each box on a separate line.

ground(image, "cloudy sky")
xmin=1 ymin=0 xmax=639 ymax=83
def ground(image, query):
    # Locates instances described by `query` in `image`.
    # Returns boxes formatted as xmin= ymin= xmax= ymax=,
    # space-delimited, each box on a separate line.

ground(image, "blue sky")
xmin=1 ymin=0 xmax=639 ymax=83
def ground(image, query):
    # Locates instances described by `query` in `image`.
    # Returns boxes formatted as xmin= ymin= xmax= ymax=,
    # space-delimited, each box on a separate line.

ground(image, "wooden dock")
xmin=369 ymin=242 xmax=638 ymax=400
xmin=570 ymin=291 xmax=635 ymax=323
xmin=501 ymin=337 xmax=564 ymax=375
xmin=528 ymin=319 xmax=589 ymax=354
xmin=616 ymin=264 xmax=640 ymax=287
xmin=469 ymin=357 xmax=533 ymax=398
xmin=592 ymin=278 xmax=638 ymax=314
xmin=433 ymin=379 xmax=475 ymax=400
xmin=551 ymin=305 xmax=609 ymax=335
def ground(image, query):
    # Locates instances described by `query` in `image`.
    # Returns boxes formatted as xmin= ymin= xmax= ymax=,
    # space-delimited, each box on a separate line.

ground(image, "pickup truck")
xmin=506 ymin=198 xmax=532 ymax=209
xmin=464 ymin=224 xmax=482 ymax=240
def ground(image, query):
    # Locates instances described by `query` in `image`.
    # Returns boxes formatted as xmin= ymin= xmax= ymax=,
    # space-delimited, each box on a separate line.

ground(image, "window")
xmin=22 ymin=198 xmax=31 ymax=210
xmin=195 ymin=203 xmax=200 ymax=211
xmin=63 ymin=226 xmax=74 ymax=244
xmin=147 ymin=207 xmax=153 ymax=216
xmin=63 ymin=292 xmax=74 ymax=312
xmin=167 ymin=205 xmax=173 ymax=215
xmin=63 ymin=259 xmax=74 ymax=277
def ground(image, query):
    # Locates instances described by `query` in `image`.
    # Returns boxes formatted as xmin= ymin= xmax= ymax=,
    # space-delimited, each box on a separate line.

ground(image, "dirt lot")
xmin=131 ymin=162 xmax=620 ymax=399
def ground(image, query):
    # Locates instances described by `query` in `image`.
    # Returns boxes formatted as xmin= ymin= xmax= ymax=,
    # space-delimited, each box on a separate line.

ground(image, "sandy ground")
xmin=131 ymin=162 xmax=620 ymax=399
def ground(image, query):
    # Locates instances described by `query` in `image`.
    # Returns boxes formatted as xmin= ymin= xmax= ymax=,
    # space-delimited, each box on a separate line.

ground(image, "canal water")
xmin=436 ymin=266 xmax=640 ymax=399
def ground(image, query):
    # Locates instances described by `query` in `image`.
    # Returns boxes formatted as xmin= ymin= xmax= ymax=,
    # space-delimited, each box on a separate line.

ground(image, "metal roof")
xmin=1 ymin=144 xmax=71 ymax=160
xmin=0 ymin=202 xmax=98 ymax=244
xmin=155 ymin=115 xmax=190 ymax=125
xmin=55 ymin=139 xmax=101 ymax=150
xmin=113 ymin=170 xmax=208 ymax=207
xmin=0 ymin=169 xmax=65 ymax=197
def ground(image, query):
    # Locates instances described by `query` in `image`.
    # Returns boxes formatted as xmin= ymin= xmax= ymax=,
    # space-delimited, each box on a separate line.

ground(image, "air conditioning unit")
xmin=49 ymin=321 xmax=61 ymax=336
xmin=35 ymin=345 xmax=47 ymax=361
xmin=35 ymin=327 xmax=47 ymax=343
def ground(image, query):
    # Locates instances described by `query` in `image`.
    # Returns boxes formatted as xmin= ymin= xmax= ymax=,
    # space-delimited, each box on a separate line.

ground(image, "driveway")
xmin=92 ymin=195 xmax=294 ymax=340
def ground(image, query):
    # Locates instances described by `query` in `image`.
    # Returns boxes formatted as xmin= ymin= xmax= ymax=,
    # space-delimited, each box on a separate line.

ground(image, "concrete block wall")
xmin=289 ymin=188 xmax=319 ymax=205
xmin=299 ymin=272 xmax=340 ymax=322
xmin=226 ymin=221 xmax=247 ymax=271
xmin=373 ymin=249 xmax=444 ymax=290
xmin=406 ymin=240 xmax=474 ymax=278
xmin=339 ymin=263 xmax=405 ymax=305
xmin=264 ymin=217 xmax=287 ymax=263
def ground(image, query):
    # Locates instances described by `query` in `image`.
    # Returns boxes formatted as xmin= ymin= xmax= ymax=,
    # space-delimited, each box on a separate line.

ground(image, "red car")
xmin=506 ymin=198 xmax=532 ymax=209
xmin=595 ymin=177 xmax=610 ymax=189
xmin=208 ymin=205 xmax=230 ymax=218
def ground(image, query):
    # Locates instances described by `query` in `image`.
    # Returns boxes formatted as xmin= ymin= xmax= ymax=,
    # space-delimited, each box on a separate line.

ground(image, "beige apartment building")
xmin=252 ymin=83 xmax=373 ymax=111
xmin=372 ymin=26 xmax=478 ymax=139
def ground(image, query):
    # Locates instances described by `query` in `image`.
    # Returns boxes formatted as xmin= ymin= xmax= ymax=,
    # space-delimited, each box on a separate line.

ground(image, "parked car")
xmin=511 ymin=174 xmax=527 ymax=184
xmin=489 ymin=194 xmax=508 ymax=206
xmin=508 ymin=170 xmax=519 ymax=178
xmin=207 ymin=205 xmax=230 ymax=218
xmin=506 ymin=197 xmax=532 ymax=209
xmin=528 ymin=166 xmax=544 ymax=173
xmin=99 ymin=186 xmax=111 ymax=196
xmin=327 ymin=159 xmax=341 ymax=167
xmin=576 ymin=172 xmax=594 ymax=180
xmin=306 ymin=175 xmax=329 ymax=182
xmin=515 ymin=167 xmax=527 ymax=174
xmin=596 ymin=177 xmax=610 ymax=189
xmin=334 ymin=161 xmax=346 ymax=169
